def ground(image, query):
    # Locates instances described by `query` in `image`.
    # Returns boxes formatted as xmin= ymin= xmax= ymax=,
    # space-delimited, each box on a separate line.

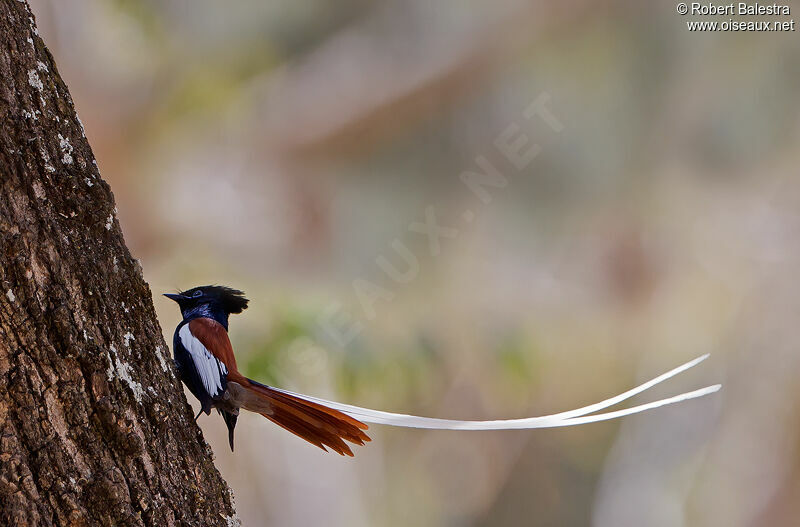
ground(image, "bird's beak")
xmin=163 ymin=293 xmax=184 ymax=302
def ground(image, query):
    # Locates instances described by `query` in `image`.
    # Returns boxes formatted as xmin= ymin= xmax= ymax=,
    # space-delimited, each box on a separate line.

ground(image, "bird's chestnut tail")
xmin=242 ymin=378 xmax=370 ymax=456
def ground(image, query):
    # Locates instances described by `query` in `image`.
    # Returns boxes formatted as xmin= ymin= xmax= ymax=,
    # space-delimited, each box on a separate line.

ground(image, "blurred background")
xmin=27 ymin=0 xmax=800 ymax=525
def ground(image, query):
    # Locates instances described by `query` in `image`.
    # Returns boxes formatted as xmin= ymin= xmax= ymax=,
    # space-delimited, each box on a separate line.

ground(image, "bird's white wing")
xmin=272 ymin=354 xmax=719 ymax=430
xmin=179 ymin=324 xmax=228 ymax=397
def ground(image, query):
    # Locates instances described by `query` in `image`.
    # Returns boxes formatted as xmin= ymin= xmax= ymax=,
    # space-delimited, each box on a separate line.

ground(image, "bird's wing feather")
xmin=178 ymin=323 xmax=228 ymax=397
xmin=188 ymin=318 xmax=239 ymax=372
xmin=270 ymin=354 xmax=719 ymax=430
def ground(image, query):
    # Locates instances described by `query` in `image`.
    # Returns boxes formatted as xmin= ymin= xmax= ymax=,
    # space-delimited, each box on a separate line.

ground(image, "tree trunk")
xmin=0 ymin=2 xmax=237 ymax=525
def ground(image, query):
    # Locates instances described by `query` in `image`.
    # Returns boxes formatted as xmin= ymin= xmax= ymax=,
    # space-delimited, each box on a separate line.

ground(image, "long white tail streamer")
xmin=274 ymin=354 xmax=720 ymax=430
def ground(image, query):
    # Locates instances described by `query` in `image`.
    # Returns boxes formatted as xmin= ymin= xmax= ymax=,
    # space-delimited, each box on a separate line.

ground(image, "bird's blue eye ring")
xmin=193 ymin=290 xmax=203 ymax=297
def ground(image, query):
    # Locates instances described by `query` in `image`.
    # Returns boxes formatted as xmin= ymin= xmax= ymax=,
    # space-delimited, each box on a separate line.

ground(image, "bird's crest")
xmin=182 ymin=285 xmax=249 ymax=314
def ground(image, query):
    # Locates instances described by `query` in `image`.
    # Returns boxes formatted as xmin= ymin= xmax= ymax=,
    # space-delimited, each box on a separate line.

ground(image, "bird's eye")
xmin=193 ymin=290 xmax=203 ymax=297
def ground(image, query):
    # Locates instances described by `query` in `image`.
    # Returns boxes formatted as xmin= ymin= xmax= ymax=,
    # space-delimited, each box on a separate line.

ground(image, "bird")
xmin=165 ymin=285 xmax=720 ymax=456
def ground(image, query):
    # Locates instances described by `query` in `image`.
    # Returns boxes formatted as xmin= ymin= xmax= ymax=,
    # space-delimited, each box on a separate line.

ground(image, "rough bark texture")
xmin=0 ymin=2 xmax=237 ymax=525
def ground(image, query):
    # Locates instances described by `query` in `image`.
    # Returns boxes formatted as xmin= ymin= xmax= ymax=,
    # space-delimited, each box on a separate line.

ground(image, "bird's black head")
xmin=164 ymin=285 xmax=249 ymax=327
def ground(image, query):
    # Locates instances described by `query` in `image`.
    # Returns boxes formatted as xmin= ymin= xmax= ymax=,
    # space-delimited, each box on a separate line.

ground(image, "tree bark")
xmin=0 ymin=2 xmax=237 ymax=525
